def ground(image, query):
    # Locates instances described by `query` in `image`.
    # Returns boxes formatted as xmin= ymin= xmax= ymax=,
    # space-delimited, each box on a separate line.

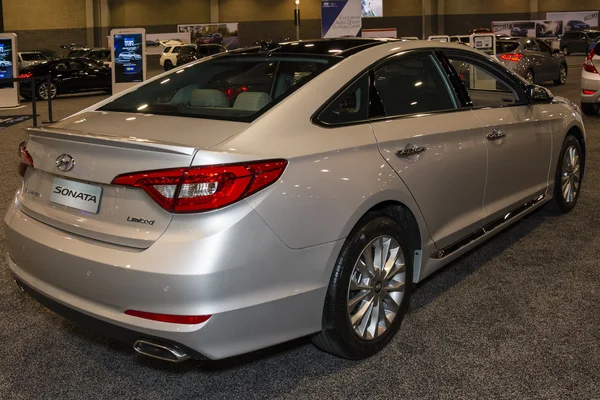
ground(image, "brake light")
xmin=583 ymin=49 xmax=598 ymax=73
xmin=18 ymin=141 xmax=33 ymax=177
xmin=18 ymin=72 xmax=33 ymax=79
xmin=499 ymin=53 xmax=524 ymax=62
xmin=125 ymin=310 xmax=211 ymax=325
xmin=222 ymin=85 xmax=248 ymax=100
xmin=583 ymin=89 xmax=597 ymax=95
xmin=112 ymin=160 xmax=287 ymax=213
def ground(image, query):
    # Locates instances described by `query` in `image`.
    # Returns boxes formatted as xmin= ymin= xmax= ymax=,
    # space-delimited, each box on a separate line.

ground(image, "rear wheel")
xmin=581 ymin=103 xmax=599 ymax=115
xmin=550 ymin=135 xmax=583 ymax=213
xmin=554 ymin=64 xmax=567 ymax=85
xmin=312 ymin=212 xmax=413 ymax=359
xmin=525 ymin=69 xmax=535 ymax=83
xmin=36 ymin=81 xmax=57 ymax=100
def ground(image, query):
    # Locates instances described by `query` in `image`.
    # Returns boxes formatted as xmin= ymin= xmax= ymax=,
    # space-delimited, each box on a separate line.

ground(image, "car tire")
xmin=525 ymin=69 xmax=535 ymax=83
xmin=549 ymin=135 xmax=583 ymax=213
xmin=562 ymin=46 xmax=570 ymax=55
xmin=581 ymin=103 xmax=599 ymax=115
xmin=36 ymin=81 xmax=57 ymax=100
xmin=554 ymin=64 xmax=567 ymax=85
xmin=312 ymin=211 xmax=413 ymax=360
xmin=164 ymin=60 xmax=173 ymax=71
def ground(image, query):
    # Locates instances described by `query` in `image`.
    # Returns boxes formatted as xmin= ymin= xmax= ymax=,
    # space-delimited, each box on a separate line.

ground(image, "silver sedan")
xmin=5 ymin=38 xmax=586 ymax=362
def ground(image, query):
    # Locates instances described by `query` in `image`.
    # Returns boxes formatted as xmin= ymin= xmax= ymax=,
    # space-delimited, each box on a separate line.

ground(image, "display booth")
xmin=0 ymin=33 xmax=19 ymax=108
xmin=110 ymin=28 xmax=146 ymax=95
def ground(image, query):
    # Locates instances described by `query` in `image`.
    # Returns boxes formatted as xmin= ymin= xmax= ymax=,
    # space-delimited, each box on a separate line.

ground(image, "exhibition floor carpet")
xmin=1 ymin=80 xmax=600 ymax=399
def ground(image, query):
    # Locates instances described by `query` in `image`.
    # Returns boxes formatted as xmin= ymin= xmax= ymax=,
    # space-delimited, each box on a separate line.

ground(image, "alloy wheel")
xmin=560 ymin=66 xmax=567 ymax=84
xmin=347 ymin=235 xmax=406 ymax=340
xmin=38 ymin=82 xmax=56 ymax=100
xmin=561 ymin=145 xmax=581 ymax=204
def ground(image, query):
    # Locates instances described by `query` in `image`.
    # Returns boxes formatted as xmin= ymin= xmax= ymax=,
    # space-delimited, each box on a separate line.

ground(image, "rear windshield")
xmin=496 ymin=41 xmax=520 ymax=53
xmin=68 ymin=50 xmax=87 ymax=57
xmin=588 ymin=32 xmax=600 ymax=40
xmin=99 ymin=55 xmax=336 ymax=122
xmin=21 ymin=53 xmax=45 ymax=61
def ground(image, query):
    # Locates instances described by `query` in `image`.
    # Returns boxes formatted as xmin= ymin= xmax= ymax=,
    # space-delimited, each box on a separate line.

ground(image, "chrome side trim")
xmin=431 ymin=194 xmax=546 ymax=259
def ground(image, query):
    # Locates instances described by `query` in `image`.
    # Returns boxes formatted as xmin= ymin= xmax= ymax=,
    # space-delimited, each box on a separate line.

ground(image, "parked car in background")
xmin=561 ymin=30 xmax=600 ymax=55
xmin=146 ymin=40 xmax=159 ymax=47
xmin=82 ymin=48 xmax=111 ymax=66
xmin=176 ymin=44 xmax=226 ymax=66
xmin=18 ymin=58 xmax=110 ymax=100
xmin=566 ymin=20 xmax=591 ymax=32
xmin=496 ymin=37 xmax=567 ymax=85
xmin=67 ymin=48 xmax=90 ymax=58
xmin=449 ymin=35 xmax=470 ymax=44
xmin=511 ymin=25 xmax=529 ymax=37
xmin=581 ymin=42 xmax=600 ymax=115
xmin=160 ymin=44 xmax=188 ymax=70
xmin=159 ymin=39 xmax=184 ymax=47
xmin=6 ymin=39 xmax=586 ymax=363
xmin=33 ymin=49 xmax=60 ymax=60
xmin=60 ymin=43 xmax=87 ymax=51
xmin=18 ymin=52 xmax=49 ymax=68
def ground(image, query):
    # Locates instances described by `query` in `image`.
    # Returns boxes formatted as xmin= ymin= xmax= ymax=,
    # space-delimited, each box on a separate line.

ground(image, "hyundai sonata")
xmin=5 ymin=38 xmax=586 ymax=362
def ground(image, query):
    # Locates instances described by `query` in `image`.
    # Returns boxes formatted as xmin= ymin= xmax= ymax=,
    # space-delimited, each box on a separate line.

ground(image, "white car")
xmin=118 ymin=52 xmax=142 ymax=61
xmin=158 ymin=39 xmax=183 ymax=47
xmin=581 ymin=42 xmax=600 ymax=115
xmin=0 ymin=59 xmax=12 ymax=68
xmin=159 ymin=45 xmax=188 ymax=71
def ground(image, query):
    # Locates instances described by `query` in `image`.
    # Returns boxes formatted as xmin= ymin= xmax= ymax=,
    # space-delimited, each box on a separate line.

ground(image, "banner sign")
xmin=492 ymin=20 xmax=563 ymax=38
xmin=145 ymin=33 xmax=191 ymax=55
xmin=177 ymin=23 xmax=239 ymax=50
xmin=321 ymin=0 xmax=362 ymax=38
xmin=547 ymin=11 xmax=599 ymax=33
xmin=362 ymin=28 xmax=396 ymax=38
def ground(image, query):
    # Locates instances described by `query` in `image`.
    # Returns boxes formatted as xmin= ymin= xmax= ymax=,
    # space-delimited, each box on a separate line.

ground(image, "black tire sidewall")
xmin=581 ymin=103 xmax=599 ymax=115
xmin=553 ymin=135 xmax=583 ymax=212
xmin=164 ymin=60 xmax=173 ymax=70
xmin=37 ymin=82 xmax=56 ymax=100
xmin=324 ymin=214 xmax=413 ymax=359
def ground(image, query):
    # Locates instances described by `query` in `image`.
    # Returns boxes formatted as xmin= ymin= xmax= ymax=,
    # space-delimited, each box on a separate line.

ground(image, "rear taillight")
xmin=583 ymin=49 xmax=598 ymax=73
xmin=112 ymin=160 xmax=287 ymax=213
xmin=18 ymin=72 xmax=33 ymax=79
xmin=499 ymin=53 xmax=524 ymax=62
xmin=125 ymin=310 xmax=211 ymax=324
xmin=583 ymin=89 xmax=597 ymax=95
xmin=18 ymin=141 xmax=33 ymax=177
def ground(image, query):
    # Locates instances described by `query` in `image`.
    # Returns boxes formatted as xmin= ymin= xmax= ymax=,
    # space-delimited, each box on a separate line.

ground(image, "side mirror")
xmin=527 ymin=84 xmax=553 ymax=103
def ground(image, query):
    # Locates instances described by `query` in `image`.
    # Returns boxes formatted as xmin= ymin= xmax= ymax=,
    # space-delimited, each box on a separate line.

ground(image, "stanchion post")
xmin=31 ymin=77 xmax=37 ymax=127
xmin=43 ymin=74 xmax=54 ymax=124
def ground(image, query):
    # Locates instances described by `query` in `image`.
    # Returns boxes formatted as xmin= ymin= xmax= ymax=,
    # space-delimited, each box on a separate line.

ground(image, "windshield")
xmin=99 ymin=55 xmax=336 ymax=122
xmin=588 ymin=32 xmax=600 ymax=40
xmin=496 ymin=41 xmax=520 ymax=53
xmin=21 ymin=53 xmax=46 ymax=61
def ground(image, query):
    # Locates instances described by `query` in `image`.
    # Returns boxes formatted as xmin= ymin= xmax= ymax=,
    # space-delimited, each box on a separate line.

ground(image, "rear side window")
xmin=99 ymin=56 xmax=335 ymax=122
xmin=373 ymin=53 xmax=457 ymax=117
xmin=172 ymin=47 xmax=182 ymax=54
xmin=589 ymin=32 xmax=600 ymax=40
xmin=318 ymin=75 xmax=369 ymax=125
xmin=180 ymin=46 xmax=194 ymax=55
xmin=525 ymin=39 xmax=539 ymax=51
xmin=163 ymin=46 xmax=172 ymax=53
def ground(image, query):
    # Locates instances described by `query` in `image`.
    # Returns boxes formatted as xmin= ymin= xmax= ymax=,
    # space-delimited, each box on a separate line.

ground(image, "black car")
xmin=560 ymin=30 xmax=600 ymax=55
xmin=82 ymin=48 xmax=111 ymax=63
xmin=19 ymin=58 xmax=111 ymax=100
xmin=176 ymin=44 xmax=226 ymax=66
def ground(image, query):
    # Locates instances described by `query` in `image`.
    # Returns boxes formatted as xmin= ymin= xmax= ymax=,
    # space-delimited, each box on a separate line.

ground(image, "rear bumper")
xmin=581 ymin=71 xmax=600 ymax=104
xmin=4 ymin=195 xmax=341 ymax=359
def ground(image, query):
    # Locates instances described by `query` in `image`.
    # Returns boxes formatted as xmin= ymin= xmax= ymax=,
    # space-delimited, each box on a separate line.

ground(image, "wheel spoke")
xmin=382 ymin=246 xmax=399 ymax=277
xmin=350 ymin=281 xmax=372 ymax=292
xmin=384 ymin=260 xmax=405 ymax=281
xmin=385 ymin=281 xmax=405 ymax=293
xmin=368 ymin=297 xmax=380 ymax=339
xmin=362 ymin=245 xmax=376 ymax=278
xmin=351 ymin=294 xmax=374 ymax=328
xmin=373 ymin=238 xmax=384 ymax=277
xmin=348 ymin=290 xmax=371 ymax=312
xmin=355 ymin=259 xmax=374 ymax=280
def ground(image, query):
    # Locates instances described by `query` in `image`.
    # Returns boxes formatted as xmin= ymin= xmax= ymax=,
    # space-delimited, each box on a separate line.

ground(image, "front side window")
xmin=172 ymin=47 xmax=182 ymax=54
xmin=99 ymin=55 xmax=335 ymax=122
xmin=525 ymin=39 xmax=539 ymax=52
xmin=163 ymin=46 xmax=172 ymax=54
xmin=373 ymin=53 xmax=457 ymax=117
xmin=447 ymin=54 xmax=524 ymax=107
xmin=537 ymin=40 xmax=553 ymax=55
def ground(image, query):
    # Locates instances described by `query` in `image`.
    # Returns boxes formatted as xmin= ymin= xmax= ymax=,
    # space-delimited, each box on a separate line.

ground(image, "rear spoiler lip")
xmin=25 ymin=126 xmax=198 ymax=156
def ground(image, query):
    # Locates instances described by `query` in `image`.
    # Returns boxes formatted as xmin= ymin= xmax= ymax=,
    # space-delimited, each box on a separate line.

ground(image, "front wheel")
xmin=312 ymin=212 xmax=413 ymax=359
xmin=36 ymin=81 xmax=57 ymax=100
xmin=164 ymin=60 xmax=173 ymax=71
xmin=550 ymin=135 xmax=583 ymax=213
xmin=554 ymin=65 xmax=567 ymax=85
xmin=581 ymin=103 xmax=599 ymax=116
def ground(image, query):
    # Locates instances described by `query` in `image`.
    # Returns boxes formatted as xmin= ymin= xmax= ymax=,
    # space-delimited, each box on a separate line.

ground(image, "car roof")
xmin=232 ymin=38 xmax=398 ymax=57
xmin=20 ymin=51 xmax=43 ymax=54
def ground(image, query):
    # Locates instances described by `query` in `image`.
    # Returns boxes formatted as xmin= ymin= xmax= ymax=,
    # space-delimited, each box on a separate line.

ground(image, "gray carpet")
xmin=1 ymin=77 xmax=600 ymax=399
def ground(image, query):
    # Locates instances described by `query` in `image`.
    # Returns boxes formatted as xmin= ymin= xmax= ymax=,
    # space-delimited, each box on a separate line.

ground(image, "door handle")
xmin=396 ymin=146 xmax=426 ymax=157
xmin=487 ymin=130 xmax=506 ymax=141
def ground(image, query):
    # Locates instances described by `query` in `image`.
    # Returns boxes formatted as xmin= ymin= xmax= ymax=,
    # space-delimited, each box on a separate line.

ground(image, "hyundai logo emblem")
xmin=56 ymin=154 xmax=75 ymax=172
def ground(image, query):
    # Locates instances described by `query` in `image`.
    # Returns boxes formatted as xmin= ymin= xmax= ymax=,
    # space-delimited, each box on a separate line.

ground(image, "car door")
xmin=64 ymin=60 xmax=91 ymax=91
xmin=523 ymin=39 xmax=545 ymax=82
xmin=443 ymin=50 xmax=552 ymax=224
xmin=82 ymin=61 xmax=110 ymax=89
xmin=536 ymin=39 xmax=561 ymax=80
xmin=577 ymin=33 xmax=589 ymax=53
xmin=369 ymin=51 xmax=488 ymax=250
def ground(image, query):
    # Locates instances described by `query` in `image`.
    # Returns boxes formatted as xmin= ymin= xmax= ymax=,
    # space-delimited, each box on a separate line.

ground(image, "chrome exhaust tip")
xmin=133 ymin=339 xmax=190 ymax=363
